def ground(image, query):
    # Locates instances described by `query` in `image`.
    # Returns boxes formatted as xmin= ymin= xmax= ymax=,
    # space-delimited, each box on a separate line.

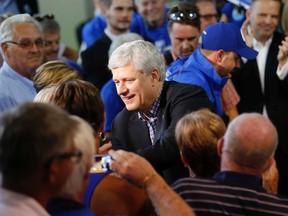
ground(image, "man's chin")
xmin=125 ymin=104 xmax=137 ymax=112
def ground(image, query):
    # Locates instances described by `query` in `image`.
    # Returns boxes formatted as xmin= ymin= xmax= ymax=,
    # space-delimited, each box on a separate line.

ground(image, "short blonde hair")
xmin=33 ymin=60 xmax=81 ymax=92
xmin=175 ymin=109 xmax=226 ymax=178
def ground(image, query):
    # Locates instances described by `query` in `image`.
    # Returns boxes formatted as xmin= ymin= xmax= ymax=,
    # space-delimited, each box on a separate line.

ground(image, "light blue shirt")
xmin=0 ymin=62 xmax=36 ymax=113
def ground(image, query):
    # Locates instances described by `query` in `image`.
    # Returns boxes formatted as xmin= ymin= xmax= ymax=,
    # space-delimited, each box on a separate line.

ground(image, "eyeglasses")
xmin=44 ymin=149 xmax=83 ymax=168
xmin=33 ymin=14 xmax=54 ymax=22
xmin=53 ymin=150 xmax=83 ymax=163
xmin=5 ymin=39 xmax=46 ymax=49
xmin=169 ymin=11 xmax=198 ymax=21
xmin=44 ymin=39 xmax=60 ymax=47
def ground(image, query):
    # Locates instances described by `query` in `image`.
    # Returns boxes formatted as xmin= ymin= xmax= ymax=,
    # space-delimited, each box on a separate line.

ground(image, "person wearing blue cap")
xmin=166 ymin=21 xmax=257 ymax=117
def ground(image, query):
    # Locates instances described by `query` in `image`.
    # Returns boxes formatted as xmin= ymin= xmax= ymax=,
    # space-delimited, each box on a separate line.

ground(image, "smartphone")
xmin=90 ymin=154 xmax=112 ymax=173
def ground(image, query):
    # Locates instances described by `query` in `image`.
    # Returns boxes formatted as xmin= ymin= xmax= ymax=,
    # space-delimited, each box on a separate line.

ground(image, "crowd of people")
xmin=1 ymin=0 xmax=288 ymax=215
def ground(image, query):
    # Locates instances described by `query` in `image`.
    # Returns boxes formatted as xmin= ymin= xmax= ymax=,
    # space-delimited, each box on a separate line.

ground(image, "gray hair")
xmin=223 ymin=113 xmax=278 ymax=169
xmin=0 ymin=14 xmax=43 ymax=45
xmin=108 ymin=33 xmax=143 ymax=57
xmin=60 ymin=115 xmax=95 ymax=197
xmin=0 ymin=102 xmax=78 ymax=179
xmin=108 ymin=40 xmax=166 ymax=81
xmin=37 ymin=18 xmax=60 ymax=34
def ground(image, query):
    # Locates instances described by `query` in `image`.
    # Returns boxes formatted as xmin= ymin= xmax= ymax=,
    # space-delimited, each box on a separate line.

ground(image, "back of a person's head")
xmin=108 ymin=40 xmax=166 ymax=81
xmin=176 ymin=109 xmax=226 ymax=177
xmin=0 ymin=13 xmax=14 ymax=24
xmin=33 ymin=60 xmax=81 ymax=93
xmin=0 ymin=102 xmax=77 ymax=180
xmin=34 ymin=79 xmax=104 ymax=132
xmin=33 ymin=14 xmax=60 ymax=33
xmin=60 ymin=115 xmax=96 ymax=197
xmin=0 ymin=13 xmax=42 ymax=45
xmin=168 ymin=2 xmax=201 ymax=31
xmin=108 ymin=32 xmax=143 ymax=57
xmin=223 ymin=113 xmax=278 ymax=170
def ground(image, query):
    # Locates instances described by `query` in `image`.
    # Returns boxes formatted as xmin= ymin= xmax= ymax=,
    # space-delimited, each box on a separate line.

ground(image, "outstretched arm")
xmin=109 ymin=149 xmax=195 ymax=216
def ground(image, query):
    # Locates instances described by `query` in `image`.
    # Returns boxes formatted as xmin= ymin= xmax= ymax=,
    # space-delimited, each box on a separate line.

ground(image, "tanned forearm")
xmin=145 ymin=174 xmax=195 ymax=216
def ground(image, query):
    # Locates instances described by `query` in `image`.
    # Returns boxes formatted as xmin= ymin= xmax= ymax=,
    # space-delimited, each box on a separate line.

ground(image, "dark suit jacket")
xmin=112 ymin=81 xmax=215 ymax=184
xmin=81 ymin=33 xmax=112 ymax=90
xmin=232 ymin=31 xmax=288 ymax=156
xmin=16 ymin=0 xmax=39 ymax=15
xmin=232 ymin=31 xmax=288 ymax=195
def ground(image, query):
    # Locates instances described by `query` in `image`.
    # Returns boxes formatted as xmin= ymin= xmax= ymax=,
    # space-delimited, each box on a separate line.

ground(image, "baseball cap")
xmin=199 ymin=22 xmax=258 ymax=60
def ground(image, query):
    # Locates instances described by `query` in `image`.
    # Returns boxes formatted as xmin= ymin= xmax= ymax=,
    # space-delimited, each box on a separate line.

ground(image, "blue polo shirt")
xmin=130 ymin=9 xmax=171 ymax=53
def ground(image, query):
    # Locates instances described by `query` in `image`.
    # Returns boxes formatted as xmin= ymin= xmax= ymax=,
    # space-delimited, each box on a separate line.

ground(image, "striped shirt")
xmin=172 ymin=171 xmax=288 ymax=216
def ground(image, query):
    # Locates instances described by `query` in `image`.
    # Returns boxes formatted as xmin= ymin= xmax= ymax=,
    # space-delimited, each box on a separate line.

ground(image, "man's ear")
xmin=150 ymin=69 xmax=160 ymax=83
xmin=246 ymin=9 xmax=251 ymax=19
xmin=215 ymin=50 xmax=225 ymax=63
xmin=46 ymin=160 xmax=61 ymax=185
xmin=262 ymin=157 xmax=274 ymax=173
xmin=1 ymin=43 xmax=8 ymax=55
xmin=101 ymin=5 xmax=108 ymax=17
xmin=217 ymin=137 xmax=224 ymax=157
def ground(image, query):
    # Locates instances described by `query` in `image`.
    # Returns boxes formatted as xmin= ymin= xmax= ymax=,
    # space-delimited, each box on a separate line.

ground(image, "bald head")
xmin=223 ymin=113 xmax=278 ymax=170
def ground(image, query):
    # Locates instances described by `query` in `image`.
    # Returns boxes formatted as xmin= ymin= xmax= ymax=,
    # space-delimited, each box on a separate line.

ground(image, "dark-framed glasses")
xmin=169 ymin=11 xmax=198 ymax=21
xmin=33 ymin=14 xmax=54 ymax=22
xmin=5 ymin=39 xmax=46 ymax=49
xmin=55 ymin=150 xmax=83 ymax=163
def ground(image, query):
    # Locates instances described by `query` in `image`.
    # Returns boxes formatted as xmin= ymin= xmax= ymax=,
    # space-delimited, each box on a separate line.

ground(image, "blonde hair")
xmin=175 ymin=109 xmax=226 ymax=177
xmin=34 ymin=80 xmax=104 ymax=132
xmin=33 ymin=60 xmax=81 ymax=92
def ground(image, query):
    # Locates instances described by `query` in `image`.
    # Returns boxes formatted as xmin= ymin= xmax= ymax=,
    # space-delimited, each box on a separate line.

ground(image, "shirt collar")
xmin=252 ymin=36 xmax=273 ymax=50
xmin=213 ymin=171 xmax=266 ymax=192
xmin=1 ymin=61 xmax=34 ymax=86
xmin=138 ymin=86 xmax=163 ymax=120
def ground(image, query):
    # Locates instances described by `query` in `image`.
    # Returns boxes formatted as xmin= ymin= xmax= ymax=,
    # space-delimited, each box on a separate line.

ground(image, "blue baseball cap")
xmin=199 ymin=22 xmax=258 ymax=60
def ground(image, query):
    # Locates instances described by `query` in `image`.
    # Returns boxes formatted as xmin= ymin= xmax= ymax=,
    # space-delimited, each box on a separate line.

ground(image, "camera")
xmin=90 ymin=154 xmax=113 ymax=173
xmin=100 ymin=155 xmax=113 ymax=171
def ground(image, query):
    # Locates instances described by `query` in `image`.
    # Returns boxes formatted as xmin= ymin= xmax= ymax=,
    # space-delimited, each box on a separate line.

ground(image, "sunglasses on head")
xmin=169 ymin=11 xmax=198 ymax=21
xmin=33 ymin=14 xmax=54 ymax=22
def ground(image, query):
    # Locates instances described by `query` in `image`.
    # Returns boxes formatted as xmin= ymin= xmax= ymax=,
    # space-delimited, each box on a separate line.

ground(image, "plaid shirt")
xmin=138 ymin=90 xmax=162 ymax=144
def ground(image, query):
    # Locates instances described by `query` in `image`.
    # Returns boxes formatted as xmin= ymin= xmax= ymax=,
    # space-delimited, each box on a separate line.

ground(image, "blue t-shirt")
xmin=100 ymin=79 xmax=125 ymax=132
xmin=81 ymin=14 xmax=107 ymax=48
xmin=130 ymin=10 xmax=171 ymax=53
